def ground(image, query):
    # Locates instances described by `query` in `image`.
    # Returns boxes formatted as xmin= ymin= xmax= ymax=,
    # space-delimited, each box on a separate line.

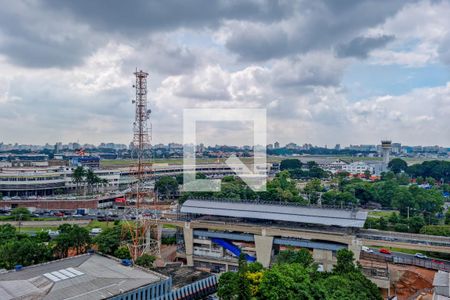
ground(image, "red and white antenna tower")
xmin=132 ymin=70 xmax=151 ymax=155
xmin=124 ymin=69 xmax=158 ymax=260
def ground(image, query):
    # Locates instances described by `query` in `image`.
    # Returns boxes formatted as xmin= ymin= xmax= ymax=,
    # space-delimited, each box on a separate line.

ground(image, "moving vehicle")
xmin=379 ymin=248 xmax=391 ymax=255
xmin=362 ymin=246 xmax=374 ymax=253
xmin=415 ymin=253 xmax=427 ymax=259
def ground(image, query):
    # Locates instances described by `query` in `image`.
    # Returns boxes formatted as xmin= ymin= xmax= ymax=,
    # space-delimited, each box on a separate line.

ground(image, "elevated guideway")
xmin=358 ymin=229 xmax=450 ymax=253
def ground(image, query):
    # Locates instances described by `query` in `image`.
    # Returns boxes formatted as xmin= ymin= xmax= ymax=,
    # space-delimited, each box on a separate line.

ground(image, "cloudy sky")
xmin=0 ymin=0 xmax=449 ymax=147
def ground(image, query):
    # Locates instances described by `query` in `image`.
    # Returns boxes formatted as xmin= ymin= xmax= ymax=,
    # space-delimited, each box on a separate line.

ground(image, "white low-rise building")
xmin=342 ymin=161 xmax=374 ymax=175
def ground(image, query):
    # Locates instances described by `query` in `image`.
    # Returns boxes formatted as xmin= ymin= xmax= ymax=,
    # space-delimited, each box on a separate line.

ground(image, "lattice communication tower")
xmin=124 ymin=70 xmax=159 ymax=260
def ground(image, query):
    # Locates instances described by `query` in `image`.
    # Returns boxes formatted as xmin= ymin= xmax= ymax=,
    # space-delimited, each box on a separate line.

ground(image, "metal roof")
xmin=0 ymin=254 xmax=167 ymax=300
xmin=181 ymin=199 xmax=368 ymax=228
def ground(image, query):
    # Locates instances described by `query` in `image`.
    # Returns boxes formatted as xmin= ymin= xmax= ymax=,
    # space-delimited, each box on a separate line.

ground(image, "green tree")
xmin=259 ymin=263 xmax=314 ymax=300
xmin=304 ymin=178 xmax=322 ymax=204
xmin=69 ymin=225 xmax=91 ymax=254
xmin=392 ymin=188 xmax=415 ymax=217
xmin=275 ymin=249 xmax=314 ymax=268
xmin=394 ymin=223 xmax=409 ymax=232
xmin=420 ymin=225 xmax=450 ymax=236
xmin=0 ymin=238 xmax=52 ymax=269
xmin=445 ymin=210 xmax=450 ymax=225
xmin=280 ymin=159 xmax=302 ymax=170
xmin=378 ymin=217 xmax=388 ymax=230
xmin=388 ymin=158 xmax=408 ymax=174
xmin=408 ymin=215 xmax=425 ymax=233
xmin=114 ymin=246 xmax=131 ymax=259
xmin=0 ymin=224 xmax=17 ymax=243
xmin=94 ymin=224 xmax=123 ymax=255
xmin=388 ymin=212 xmax=400 ymax=224
xmin=54 ymin=224 xmax=91 ymax=257
xmin=316 ymin=272 xmax=382 ymax=300
xmin=135 ymin=254 xmax=156 ymax=268
xmin=11 ymin=207 xmax=31 ymax=221
xmin=247 ymin=261 xmax=263 ymax=273
xmin=237 ymin=253 xmax=251 ymax=300
xmin=72 ymin=166 xmax=86 ymax=195
xmin=373 ymin=180 xmax=399 ymax=207
xmin=85 ymin=169 xmax=101 ymax=194
xmin=333 ymin=249 xmax=358 ymax=274
xmin=218 ymin=272 xmax=239 ymax=300
xmin=155 ymin=176 xmax=179 ymax=199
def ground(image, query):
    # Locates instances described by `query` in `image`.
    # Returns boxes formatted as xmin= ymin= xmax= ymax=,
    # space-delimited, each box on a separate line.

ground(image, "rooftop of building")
xmin=0 ymin=254 xmax=167 ymax=300
xmin=155 ymin=263 xmax=213 ymax=289
xmin=180 ymin=198 xmax=368 ymax=228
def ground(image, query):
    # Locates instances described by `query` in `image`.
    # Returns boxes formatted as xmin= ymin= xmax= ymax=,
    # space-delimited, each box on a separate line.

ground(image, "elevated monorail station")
xmin=181 ymin=199 xmax=368 ymax=228
xmin=175 ymin=199 xmax=368 ymax=273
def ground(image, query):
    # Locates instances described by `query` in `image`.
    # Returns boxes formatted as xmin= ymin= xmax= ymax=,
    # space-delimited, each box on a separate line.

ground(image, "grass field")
xmin=368 ymin=210 xmax=398 ymax=218
xmin=11 ymin=220 xmax=115 ymax=233
xmin=100 ymin=155 xmax=449 ymax=168
xmin=17 ymin=226 xmax=58 ymax=233
xmin=101 ymin=157 xmax=270 ymax=167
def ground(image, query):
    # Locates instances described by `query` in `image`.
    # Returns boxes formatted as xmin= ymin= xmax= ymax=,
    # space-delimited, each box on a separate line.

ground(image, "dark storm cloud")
xmin=41 ymin=0 xmax=292 ymax=33
xmin=335 ymin=35 xmax=395 ymax=58
xmin=0 ymin=0 xmax=292 ymax=69
xmin=0 ymin=1 xmax=100 ymax=69
xmin=224 ymin=0 xmax=407 ymax=61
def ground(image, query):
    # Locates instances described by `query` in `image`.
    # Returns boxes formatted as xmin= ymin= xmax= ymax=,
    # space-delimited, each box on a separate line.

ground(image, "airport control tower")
xmin=381 ymin=140 xmax=392 ymax=172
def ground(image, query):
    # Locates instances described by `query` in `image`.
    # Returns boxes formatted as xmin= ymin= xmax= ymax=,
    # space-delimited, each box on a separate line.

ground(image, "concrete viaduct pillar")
xmin=348 ymin=238 xmax=362 ymax=262
xmin=312 ymin=249 xmax=334 ymax=272
xmin=254 ymin=235 xmax=274 ymax=267
xmin=183 ymin=223 xmax=194 ymax=266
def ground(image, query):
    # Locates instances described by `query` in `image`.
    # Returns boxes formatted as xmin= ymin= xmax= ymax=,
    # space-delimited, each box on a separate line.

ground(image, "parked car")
xmin=415 ymin=253 xmax=427 ymax=259
xmin=432 ymin=259 xmax=444 ymax=264
xmin=362 ymin=246 xmax=374 ymax=253
xmin=48 ymin=230 xmax=60 ymax=238
xmin=90 ymin=228 xmax=103 ymax=235
xmin=379 ymin=248 xmax=392 ymax=255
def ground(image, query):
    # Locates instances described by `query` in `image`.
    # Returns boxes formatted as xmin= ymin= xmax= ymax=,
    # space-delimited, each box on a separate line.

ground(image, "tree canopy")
xmin=388 ymin=158 xmax=408 ymax=174
xmin=217 ymin=248 xmax=381 ymax=300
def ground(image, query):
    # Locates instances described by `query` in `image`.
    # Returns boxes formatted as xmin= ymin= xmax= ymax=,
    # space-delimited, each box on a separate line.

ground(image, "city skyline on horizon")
xmin=1 ymin=139 xmax=450 ymax=150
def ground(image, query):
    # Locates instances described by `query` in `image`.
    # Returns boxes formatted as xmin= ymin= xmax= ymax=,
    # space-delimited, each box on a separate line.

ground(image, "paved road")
xmin=364 ymin=247 xmax=450 ymax=270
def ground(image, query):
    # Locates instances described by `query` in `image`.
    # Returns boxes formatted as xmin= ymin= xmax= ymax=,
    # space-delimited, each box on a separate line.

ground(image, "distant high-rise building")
xmin=274 ymin=141 xmax=280 ymax=149
xmin=335 ymin=144 xmax=341 ymax=151
xmin=286 ymin=143 xmax=298 ymax=150
xmin=391 ymin=143 xmax=402 ymax=154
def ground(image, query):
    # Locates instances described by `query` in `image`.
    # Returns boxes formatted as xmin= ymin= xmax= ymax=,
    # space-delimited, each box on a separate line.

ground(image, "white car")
xmin=415 ymin=253 xmax=427 ymax=259
xmin=362 ymin=246 xmax=374 ymax=253
xmin=90 ymin=228 xmax=103 ymax=235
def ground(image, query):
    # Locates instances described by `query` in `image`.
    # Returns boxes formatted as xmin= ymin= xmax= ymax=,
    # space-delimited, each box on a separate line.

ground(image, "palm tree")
xmin=85 ymin=169 xmax=98 ymax=195
xmin=72 ymin=167 xmax=86 ymax=195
